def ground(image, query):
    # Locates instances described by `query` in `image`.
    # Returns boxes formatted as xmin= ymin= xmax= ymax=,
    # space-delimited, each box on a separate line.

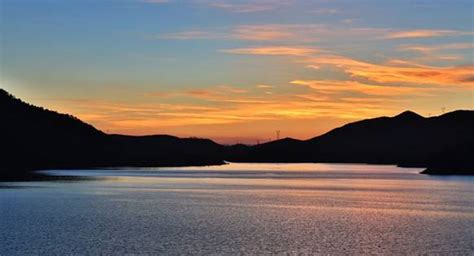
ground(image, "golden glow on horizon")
xmin=21 ymin=43 xmax=474 ymax=144
xmin=8 ymin=43 xmax=474 ymax=144
xmin=2 ymin=1 xmax=473 ymax=144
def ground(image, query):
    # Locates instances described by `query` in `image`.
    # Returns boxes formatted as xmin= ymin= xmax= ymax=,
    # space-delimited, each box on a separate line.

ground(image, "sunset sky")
xmin=1 ymin=0 xmax=473 ymax=144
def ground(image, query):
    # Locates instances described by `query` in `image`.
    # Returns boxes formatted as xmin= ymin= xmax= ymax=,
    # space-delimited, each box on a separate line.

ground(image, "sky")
xmin=0 ymin=0 xmax=473 ymax=144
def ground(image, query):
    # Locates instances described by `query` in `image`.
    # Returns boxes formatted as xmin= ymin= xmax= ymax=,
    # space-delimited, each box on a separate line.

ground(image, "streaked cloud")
xmin=199 ymin=0 xmax=296 ymax=13
xmin=158 ymin=24 xmax=389 ymax=42
xmin=340 ymin=19 xmax=358 ymax=25
xmin=256 ymin=84 xmax=273 ymax=89
xmin=158 ymin=30 xmax=221 ymax=40
xmin=290 ymin=80 xmax=431 ymax=96
xmin=304 ymin=55 xmax=474 ymax=87
xmin=399 ymin=43 xmax=474 ymax=53
xmin=221 ymin=46 xmax=320 ymax=56
xmin=209 ymin=3 xmax=268 ymax=13
xmin=308 ymin=8 xmax=339 ymax=15
xmin=140 ymin=0 xmax=170 ymax=3
xmin=385 ymin=29 xmax=472 ymax=39
xmin=159 ymin=25 xmax=473 ymax=44
xmin=231 ymin=25 xmax=299 ymax=41
xmin=48 ymin=86 xmax=405 ymax=138
xmin=182 ymin=85 xmax=248 ymax=101
xmin=5 ymin=0 xmax=473 ymax=143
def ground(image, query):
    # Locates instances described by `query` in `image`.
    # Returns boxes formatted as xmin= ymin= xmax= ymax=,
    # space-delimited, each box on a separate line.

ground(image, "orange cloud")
xmin=158 ymin=24 xmax=387 ymax=42
xmin=158 ymin=25 xmax=297 ymax=41
xmin=290 ymin=80 xmax=430 ymax=96
xmin=221 ymin=46 xmax=320 ymax=56
xmin=256 ymin=84 xmax=273 ymax=89
xmin=42 ymin=82 xmax=407 ymax=137
xmin=158 ymin=24 xmax=473 ymax=45
xmin=231 ymin=25 xmax=297 ymax=41
xmin=385 ymin=29 xmax=472 ymax=39
xmin=230 ymin=24 xmax=388 ymax=42
xmin=304 ymin=55 xmax=474 ymax=87
xmin=399 ymin=43 xmax=474 ymax=53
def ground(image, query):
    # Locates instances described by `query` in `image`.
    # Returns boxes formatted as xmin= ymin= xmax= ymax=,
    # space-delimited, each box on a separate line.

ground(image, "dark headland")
xmin=1 ymin=88 xmax=472 ymax=179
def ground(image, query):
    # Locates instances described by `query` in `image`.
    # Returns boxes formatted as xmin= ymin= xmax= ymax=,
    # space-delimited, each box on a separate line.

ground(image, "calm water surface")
xmin=1 ymin=163 xmax=473 ymax=255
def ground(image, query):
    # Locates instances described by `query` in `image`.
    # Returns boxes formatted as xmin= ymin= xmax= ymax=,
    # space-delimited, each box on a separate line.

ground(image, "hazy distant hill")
xmin=227 ymin=110 xmax=474 ymax=174
xmin=0 ymin=89 xmax=224 ymax=178
xmin=1 ymin=88 xmax=472 ymax=177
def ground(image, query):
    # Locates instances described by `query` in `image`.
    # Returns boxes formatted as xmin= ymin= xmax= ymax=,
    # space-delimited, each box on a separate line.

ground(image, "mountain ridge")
xmin=227 ymin=108 xmax=474 ymax=174
xmin=0 ymin=89 xmax=225 ymax=179
xmin=1 ymin=88 xmax=472 ymax=178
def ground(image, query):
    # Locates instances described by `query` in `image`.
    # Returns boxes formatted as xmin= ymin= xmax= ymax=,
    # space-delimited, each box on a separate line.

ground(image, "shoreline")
xmin=2 ymin=161 xmax=472 ymax=182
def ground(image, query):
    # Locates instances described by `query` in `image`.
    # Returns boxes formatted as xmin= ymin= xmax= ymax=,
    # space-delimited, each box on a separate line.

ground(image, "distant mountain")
xmin=1 ymin=88 xmax=472 ymax=178
xmin=0 ymin=89 xmax=224 ymax=178
xmin=227 ymin=110 xmax=474 ymax=175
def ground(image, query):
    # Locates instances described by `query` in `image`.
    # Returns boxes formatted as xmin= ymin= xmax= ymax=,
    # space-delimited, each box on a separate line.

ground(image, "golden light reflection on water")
xmin=95 ymin=186 xmax=474 ymax=219
xmin=5 ymin=163 xmax=474 ymax=255
xmin=84 ymin=163 xmax=474 ymax=220
xmin=158 ymin=162 xmax=421 ymax=173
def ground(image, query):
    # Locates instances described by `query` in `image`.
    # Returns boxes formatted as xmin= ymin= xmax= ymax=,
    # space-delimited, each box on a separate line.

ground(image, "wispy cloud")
xmin=308 ymin=8 xmax=339 ymax=15
xmin=157 ymin=25 xmax=297 ymax=41
xmin=159 ymin=25 xmax=473 ymax=44
xmin=206 ymin=0 xmax=292 ymax=13
xmin=58 ymin=86 xmax=402 ymax=134
xmin=158 ymin=24 xmax=388 ymax=42
xmin=141 ymin=21 xmax=472 ymax=139
xmin=399 ymin=43 xmax=474 ymax=53
xmin=208 ymin=2 xmax=274 ymax=13
xmin=44 ymin=75 xmax=456 ymax=142
xmin=385 ymin=29 xmax=472 ymax=39
xmin=182 ymin=85 xmax=248 ymax=101
xmin=140 ymin=0 xmax=170 ymax=3
xmin=290 ymin=80 xmax=431 ymax=96
xmin=158 ymin=30 xmax=221 ymax=40
xmin=231 ymin=24 xmax=299 ymax=41
xmin=304 ymin=55 xmax=474 ymax=87
xmin=221 ymin=46 xmax=320 ymax=56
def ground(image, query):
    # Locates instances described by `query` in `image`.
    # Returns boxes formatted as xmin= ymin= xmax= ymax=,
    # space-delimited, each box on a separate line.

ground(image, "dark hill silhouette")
xmin=0 ymin=89 xmax=224 ymax=179
xmin=307 ymin=110 xmax=473 ymax=166
xmin=1 ymin=88 xmax=472 ymax=178
xmin=227 ymin=110 xmax=474 ymax=174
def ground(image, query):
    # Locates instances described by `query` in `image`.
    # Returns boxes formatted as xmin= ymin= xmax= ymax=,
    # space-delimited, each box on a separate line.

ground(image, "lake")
xmin=1 ymin=163 xmax=473 ymax=255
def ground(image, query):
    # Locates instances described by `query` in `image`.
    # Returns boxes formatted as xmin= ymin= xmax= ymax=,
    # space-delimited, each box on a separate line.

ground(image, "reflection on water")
xmin=1 ymin=163 xmax=473 ymax=255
